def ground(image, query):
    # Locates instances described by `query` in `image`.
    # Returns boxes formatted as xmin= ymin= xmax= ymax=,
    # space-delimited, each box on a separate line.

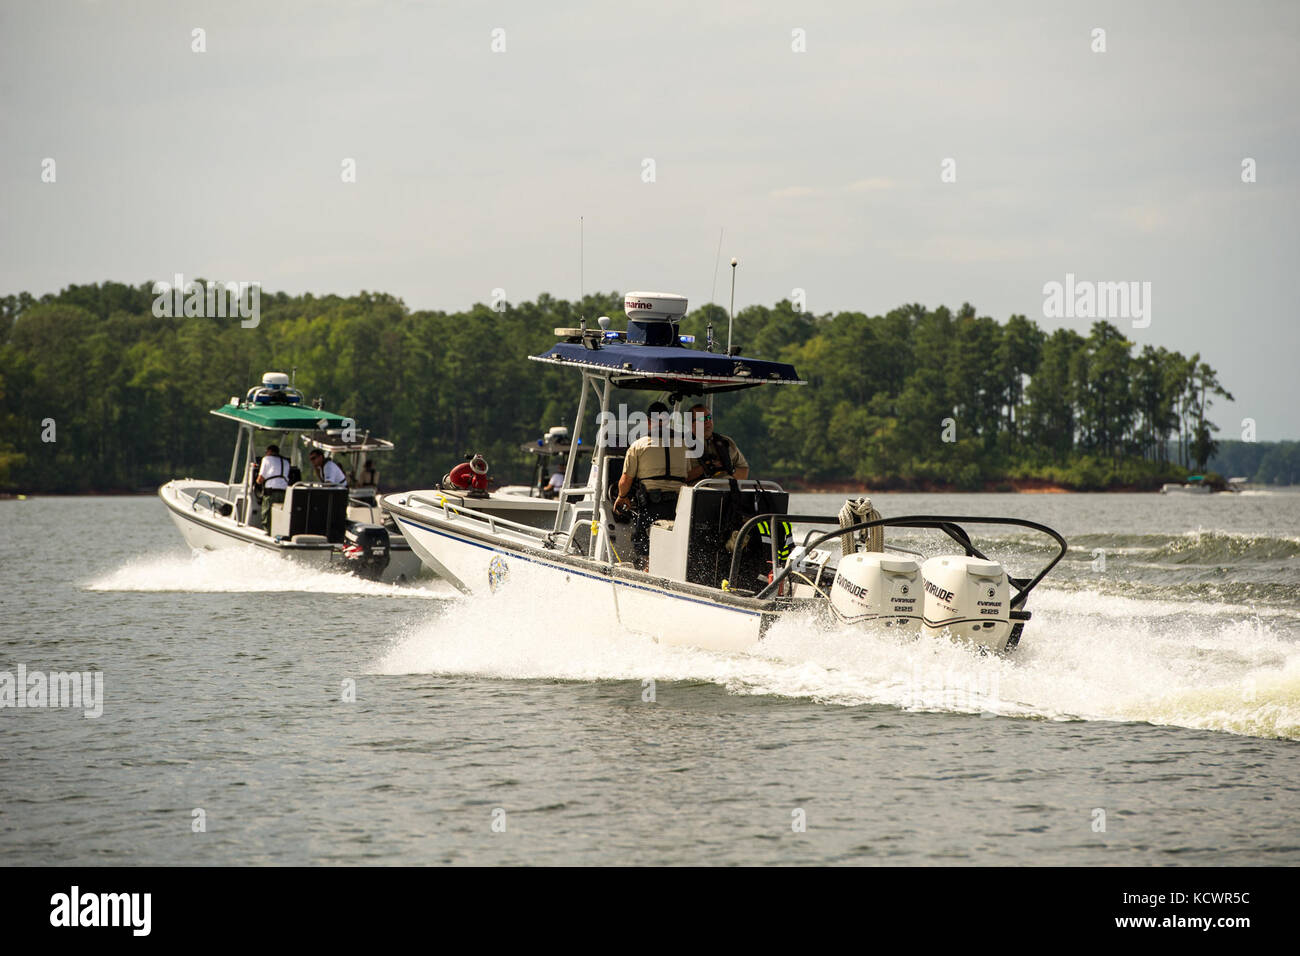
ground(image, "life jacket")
xmin=321 ymin=458 xmax=346 ymax=486
xmin=263 ymin=455 xmax=295 ymax=489
xmin=699 ymin=433 xmax=734 ymax=477
xmin=640 ymin=442 xmax=687 ymax=484
xmin=631 ymin=442 xmax=686 ymax=534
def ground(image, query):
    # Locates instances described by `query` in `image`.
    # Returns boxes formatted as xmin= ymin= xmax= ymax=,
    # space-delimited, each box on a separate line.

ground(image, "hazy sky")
xmin=3 ymin=0 xmax=1297 ymax=438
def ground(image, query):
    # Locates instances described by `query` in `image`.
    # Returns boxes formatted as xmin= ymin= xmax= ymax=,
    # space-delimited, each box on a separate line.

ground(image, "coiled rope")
xmin=838 ymin=496 xmax=883 ymax=555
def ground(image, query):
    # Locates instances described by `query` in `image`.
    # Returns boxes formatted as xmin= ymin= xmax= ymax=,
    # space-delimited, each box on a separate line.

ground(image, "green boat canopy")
xmin=211 ymin=403 xmax=353 ymax=431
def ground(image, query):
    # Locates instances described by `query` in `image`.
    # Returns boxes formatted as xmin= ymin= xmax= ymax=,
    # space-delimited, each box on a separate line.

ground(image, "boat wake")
xmin=86 ymin=548 xmax=453 ymax=599
xmin=376 ymin=578 xmax=1300 ymax=741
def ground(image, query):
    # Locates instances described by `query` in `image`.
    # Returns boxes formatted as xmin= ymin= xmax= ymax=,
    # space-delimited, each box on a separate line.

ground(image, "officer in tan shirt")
xmin=616 ymin=402 xmax=688 ymax=564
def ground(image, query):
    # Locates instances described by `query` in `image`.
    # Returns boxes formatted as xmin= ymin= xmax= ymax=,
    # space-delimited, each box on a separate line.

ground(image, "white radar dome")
xmin=624 ymin=292 xmax=688 ymax=322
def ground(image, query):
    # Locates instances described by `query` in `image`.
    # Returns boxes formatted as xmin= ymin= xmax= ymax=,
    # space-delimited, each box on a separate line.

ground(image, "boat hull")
xmin=1161 ymin=482 xmax=1212 ymax=494
xmin=385 ymin=499 xmax=772 ymax=651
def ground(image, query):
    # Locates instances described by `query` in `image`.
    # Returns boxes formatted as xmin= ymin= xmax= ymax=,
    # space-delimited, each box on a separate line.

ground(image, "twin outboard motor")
xmin=830 ymin=551 xmax=1014 ymax=653
xmin=342 ymin=522 xmax=390 ymax=579
xmin=920 ymin=555 xmax=1012 ymax=653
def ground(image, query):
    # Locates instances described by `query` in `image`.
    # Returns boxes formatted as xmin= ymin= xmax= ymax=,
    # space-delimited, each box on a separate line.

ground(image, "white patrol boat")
xmin=380 ymin=294 xmax=1068 ymax=653
xmin=159 ymin=372 xmax=423 ymax=583
xmin=1160 ymin=475 xmax=1214 ymax=494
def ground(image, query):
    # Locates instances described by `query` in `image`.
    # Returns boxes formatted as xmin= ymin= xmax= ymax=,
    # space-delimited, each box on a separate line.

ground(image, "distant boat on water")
xmin=1161 ymin=475 xmax=1213 ymax=495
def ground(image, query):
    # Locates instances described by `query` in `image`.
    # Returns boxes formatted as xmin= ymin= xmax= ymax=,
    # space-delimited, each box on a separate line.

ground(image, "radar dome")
xmin=623 ymin=292 xmax=687 ymax=346
xmin=624 ymin=292 xmax=687 ymax=321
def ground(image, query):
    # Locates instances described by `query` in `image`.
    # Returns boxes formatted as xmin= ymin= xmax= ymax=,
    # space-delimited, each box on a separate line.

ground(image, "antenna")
xmin=727 ymin=257 xmax=738 ymax=354
xmin=579 ymin=215 xmax=584 ymax=316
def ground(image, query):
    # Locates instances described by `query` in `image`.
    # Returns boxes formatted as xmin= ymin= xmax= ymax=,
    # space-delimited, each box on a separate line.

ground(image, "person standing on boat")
xmin=542 ymin=469 xmax=565 ymax=499
xmin=309 ymin=449 xmax=348 ymax=487
xmin=256 ymin=443 xmax=291 ymax=534
xmin=686 ymin=404 xmax=749 ymax=482
xmin=615 ymin=401 xmax=688 ymax=565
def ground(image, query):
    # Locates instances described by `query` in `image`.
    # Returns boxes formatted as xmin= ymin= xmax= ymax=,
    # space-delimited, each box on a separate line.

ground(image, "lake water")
xmin=1 ymin=491 xmax=1297 ymax=865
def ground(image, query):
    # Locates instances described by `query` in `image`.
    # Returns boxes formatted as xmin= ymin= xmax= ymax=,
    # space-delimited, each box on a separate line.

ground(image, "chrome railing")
xmin=403 ymin=492 xmax=594 ymax=551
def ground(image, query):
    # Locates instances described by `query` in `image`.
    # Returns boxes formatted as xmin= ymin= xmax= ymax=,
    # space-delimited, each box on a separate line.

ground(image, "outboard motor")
xmin=921 ymin=555 xmax=1012 ymax=653
xmin=829 ymin=553 xmax=922 ymax=634
xmin=342 ymin=522 xmax=391 ymax=579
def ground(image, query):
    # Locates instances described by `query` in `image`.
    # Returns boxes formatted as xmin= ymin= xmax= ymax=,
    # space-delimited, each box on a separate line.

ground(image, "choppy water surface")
xmin=1 ymin=491 xmax=1297 ymax=864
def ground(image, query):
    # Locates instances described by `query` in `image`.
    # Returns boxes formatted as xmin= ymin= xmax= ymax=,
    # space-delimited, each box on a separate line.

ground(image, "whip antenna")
xmin=707 ymin=228 xmax=724 ymax=352
xmin=727 ymin=257 xmax=738 ymax=354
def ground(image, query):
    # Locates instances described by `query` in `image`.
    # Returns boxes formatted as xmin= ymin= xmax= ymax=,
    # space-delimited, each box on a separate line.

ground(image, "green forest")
xmin=0 ymin=280 xmax=1288 ymax=494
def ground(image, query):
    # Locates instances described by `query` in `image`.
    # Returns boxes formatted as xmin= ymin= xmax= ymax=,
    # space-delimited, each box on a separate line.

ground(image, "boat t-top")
xmin=408 ymin=426 xmax=594 ymax=530
xmin=495 ymin=425 xmax=593 ymax=500
xmin=381 ymin=294 xmax=1068 ymax=653
xmin=159 ymin=372 xmax=422 ymax=582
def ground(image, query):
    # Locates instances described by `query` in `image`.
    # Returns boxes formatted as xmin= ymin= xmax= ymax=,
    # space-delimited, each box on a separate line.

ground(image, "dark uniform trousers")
xmin=261 ymin=488 xmax=285 ymax=534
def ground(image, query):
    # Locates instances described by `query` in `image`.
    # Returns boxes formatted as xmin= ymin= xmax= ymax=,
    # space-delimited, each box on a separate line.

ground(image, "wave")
xmin=375 ymin=579 xmax=1300 ymax=741
xmin=86 ymin=548 xmax=453 ymax=599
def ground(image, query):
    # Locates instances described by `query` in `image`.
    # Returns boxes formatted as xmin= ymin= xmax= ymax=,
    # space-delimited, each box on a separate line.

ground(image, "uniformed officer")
xmin=256 ymin=443 xmax=291 ymax=533
xmin=309 ymin=448 xmax=348 ymax=487
xmin=542 ymin=469 xmax=565 ymax=499
xmin=615 ymin=402 xmax=689 ymax=565
xmin=686 ymin=404 xmax=749 ymax=482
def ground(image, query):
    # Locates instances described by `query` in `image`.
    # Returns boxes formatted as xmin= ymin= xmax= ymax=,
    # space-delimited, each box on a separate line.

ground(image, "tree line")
xmin=0 ymin=281 xmax=1260 ymax=493
xmin=1206 ymin=440 xmax=1300 ymax=486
